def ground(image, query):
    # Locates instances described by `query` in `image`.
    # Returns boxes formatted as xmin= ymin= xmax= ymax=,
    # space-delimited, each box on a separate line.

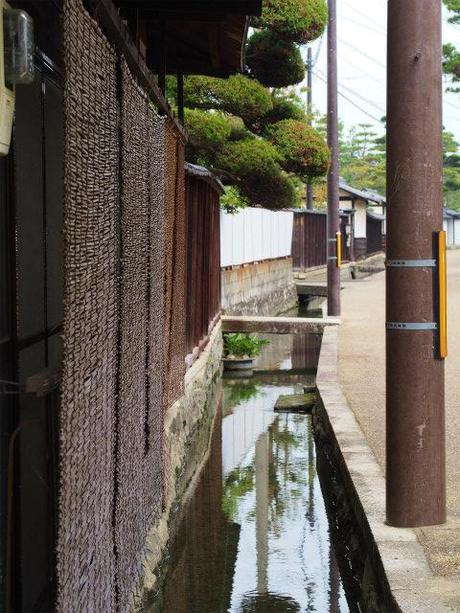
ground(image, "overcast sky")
xmin=301 ymin=0 xmax=460 ymax=142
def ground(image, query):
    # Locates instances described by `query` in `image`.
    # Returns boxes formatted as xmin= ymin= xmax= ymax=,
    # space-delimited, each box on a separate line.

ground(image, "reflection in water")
xmin=252 ymin=333 xmax=322 ymax=374
xmin=152 ymin=381 xmax=352 ymax=613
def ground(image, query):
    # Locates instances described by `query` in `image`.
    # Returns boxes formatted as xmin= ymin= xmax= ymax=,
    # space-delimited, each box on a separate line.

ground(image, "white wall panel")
xmin=220 ymin=208 xmax=294 ymax=267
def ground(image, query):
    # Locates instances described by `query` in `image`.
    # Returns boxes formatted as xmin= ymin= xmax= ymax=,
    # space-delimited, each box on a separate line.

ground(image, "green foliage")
xmin=444 ymin=0 xmax=460 ymax=23
xmin=181 ymin=4 xmax=331 ymax=210
xmin=253 ymin=0 xmax=328 ymax=44
xmin=443 ymin=130 xmax=460 ymax=210
xmin=220 ymin=185 xmax=249 ymax=214
xmin=246 ymin=30 xmax=305 ymax=88
xmin=227 ymin=114 xmax=251 ymax=141
xmin=443 ymin=43 xmax=460 ymax=91
xmin=184 ymin=108 xmax=231 ymax=159
xmin=444 ymin=3 xmax=460 ymax=88
xmin=217 ymin=138 xmax=297 ymax=209
xmin=266 ymin=119 xmax=330 ymax=178
xmin=184 ymin=74 xmax=273 ymax=127
xmin=223 ymin=333 xmax=270 ymax=358
xmin=260 ymin=90 xmax=306 ymax=130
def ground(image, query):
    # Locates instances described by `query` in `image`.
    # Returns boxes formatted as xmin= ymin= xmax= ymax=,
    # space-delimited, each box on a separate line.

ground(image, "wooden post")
xmin=327 ymin=0 xmax=341 ymax=316
xmin=386 ymin=0 xmax=446 ymax=527
xmin=177 ymin=73 xmax=184 ymax=124
xmin=306 ymin=47 xmax=314 ymax=211
xmin=158 ymin=20 xmax=166 ymax=94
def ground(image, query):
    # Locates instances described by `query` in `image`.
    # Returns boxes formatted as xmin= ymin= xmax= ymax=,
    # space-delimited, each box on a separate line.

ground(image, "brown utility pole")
xmin=386 ymin=0 xmax=446 ymax=527
xmin=306 ymin=47 xmax=314 ymax=210
xmin=327 ymin=0 xmax=341 ymax=316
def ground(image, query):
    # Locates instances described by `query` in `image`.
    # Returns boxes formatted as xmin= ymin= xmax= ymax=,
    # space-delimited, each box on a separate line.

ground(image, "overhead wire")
xmin=340 ymin=0 xmax=387 ymax=34
xmin=338 ymin=37 xmax=386 ymax=68
xmin=312 ymin=70 xmax=383 ymax=123
xmin=338 ymin=13 xmax=386 ymax=37
xmin=315 ymin=67 xmax=385 ymax=114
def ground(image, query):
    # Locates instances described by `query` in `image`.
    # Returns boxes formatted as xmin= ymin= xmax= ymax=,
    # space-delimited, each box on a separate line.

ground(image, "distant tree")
xmin=443 ymin=130 xmax=460 ymax=210
xmin=444 ymin=0 xmax=460 ymax=22
xmin=310 ymin=120 xmax=385 ymax=207
xmin=444 ymin=2 xmax=460 ymax=87
xmin=340 ymin=123 xmax=386 ymax=195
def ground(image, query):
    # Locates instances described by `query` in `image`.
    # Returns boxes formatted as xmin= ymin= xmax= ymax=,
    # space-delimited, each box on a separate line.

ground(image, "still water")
xmin=151 ymin=370 xmax=353 ymax=613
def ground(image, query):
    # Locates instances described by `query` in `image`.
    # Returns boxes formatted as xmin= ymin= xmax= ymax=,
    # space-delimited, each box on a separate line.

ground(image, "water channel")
xmin=147 ymin=304 xmax=372 ymax=613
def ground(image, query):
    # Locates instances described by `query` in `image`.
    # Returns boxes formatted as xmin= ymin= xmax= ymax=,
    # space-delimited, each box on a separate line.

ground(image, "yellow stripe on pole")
xmin=438 ymin=230 xmax=448 ymax=359
xmin=336 ymin=231 xmax=342 ymax=268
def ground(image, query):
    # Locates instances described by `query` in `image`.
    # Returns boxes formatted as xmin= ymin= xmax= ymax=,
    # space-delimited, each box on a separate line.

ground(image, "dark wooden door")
xmin=366 ymin=215 xmax=383 ymax=255
xmin=0 ymin=52 xmax=63 ymax=613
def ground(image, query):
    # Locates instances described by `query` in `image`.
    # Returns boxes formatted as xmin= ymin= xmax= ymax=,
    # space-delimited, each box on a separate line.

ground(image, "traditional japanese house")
xmin=0 ymin=1 xmax=261 ymax=611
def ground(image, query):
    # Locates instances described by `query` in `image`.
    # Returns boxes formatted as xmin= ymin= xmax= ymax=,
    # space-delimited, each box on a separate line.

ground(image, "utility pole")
xmin=327 ymin=0 xmax=341 ymax=316
xmin=306 ymin=47 xmax=314 ymax=210
xmin=386 ymin=0 xmax=446 ymax=527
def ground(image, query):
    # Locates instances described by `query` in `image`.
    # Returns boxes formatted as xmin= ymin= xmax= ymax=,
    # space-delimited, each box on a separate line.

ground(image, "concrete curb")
xmin=222 ymin=314 xmax=341 ymax=334
xmin=316 ymin=326 xmax=452 ymax=612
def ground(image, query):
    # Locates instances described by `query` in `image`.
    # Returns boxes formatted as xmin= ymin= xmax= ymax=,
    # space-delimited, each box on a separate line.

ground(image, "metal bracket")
xmin=0 ymin=379 xmax=23 ymax=396
xmin=386 ymin=322 xmax=438 ymax=330
xmin=327 ymin=238 xmax=337 ymax=242
xmin=386 ymin=259 xmax=436 ymax=268
xmin=327 ymin=256 xmax=338 ymax=261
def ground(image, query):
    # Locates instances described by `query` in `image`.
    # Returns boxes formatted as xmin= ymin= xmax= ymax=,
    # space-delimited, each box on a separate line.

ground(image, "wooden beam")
xmin=86 ymin=0 xmax=186 ymax=138
xmin=177 ymin=72 xmax=184 ymax=123
xmin=208 ymin=23 xmax=221 ymax=69
xmin=114 ymin=1 xmax=263 ymax=15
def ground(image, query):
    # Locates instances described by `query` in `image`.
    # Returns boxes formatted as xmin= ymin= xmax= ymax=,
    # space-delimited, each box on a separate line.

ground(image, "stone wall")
xmin=221 ymin=257 xmax=298 ymax=316
xmin=132 ymin=323 xmax=223 ymax=611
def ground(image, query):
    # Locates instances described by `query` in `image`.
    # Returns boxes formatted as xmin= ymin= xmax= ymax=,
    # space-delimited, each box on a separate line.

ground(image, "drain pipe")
xmin=386 ymin=0 xmax=446 ymax=527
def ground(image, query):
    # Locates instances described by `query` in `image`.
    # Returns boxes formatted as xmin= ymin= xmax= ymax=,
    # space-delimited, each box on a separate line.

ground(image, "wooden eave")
xmin=114 ymin=1 xmax=262 ymax=76
xmin=115 ymin=1 xmax=262 ymax=14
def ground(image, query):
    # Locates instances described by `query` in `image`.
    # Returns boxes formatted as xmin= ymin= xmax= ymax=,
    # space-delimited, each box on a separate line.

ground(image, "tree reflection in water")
xmin=152 ymin=382 xmax=352 ymax=613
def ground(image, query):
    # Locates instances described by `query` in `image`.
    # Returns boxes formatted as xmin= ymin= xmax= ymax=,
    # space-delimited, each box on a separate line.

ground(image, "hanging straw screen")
xmin=59 ymin=0 xmax=119 ymax=610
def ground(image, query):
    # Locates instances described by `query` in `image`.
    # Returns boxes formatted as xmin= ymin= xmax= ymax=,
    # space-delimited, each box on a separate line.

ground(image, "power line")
xmin=338 ymin=37 xmax=386 ymax=68
xmin=313 ymin=33 xmax=324 ymax=67
xmin=340 ymin=0 xmax=387 ymax=34
xmin=316 ymin=68 xmax=386 ymax=113
xmin=338 ymin=13 xmax=386 ymax=36
xmin=444 ymin=97 xmax=460 ymax=113
xmin=312 ymin=70 xmax=384 ymax=122
xmin=340 ymin=54 xmax=385 ymax=83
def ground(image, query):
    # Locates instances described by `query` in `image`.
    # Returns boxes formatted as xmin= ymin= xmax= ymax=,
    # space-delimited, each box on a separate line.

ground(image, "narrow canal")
xmin=149 ymin=324 xmax=364 ymax=613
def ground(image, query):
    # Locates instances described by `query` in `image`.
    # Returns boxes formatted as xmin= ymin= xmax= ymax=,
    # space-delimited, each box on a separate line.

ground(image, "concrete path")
xmin=338 ymin=250 xmax=460 ymax=597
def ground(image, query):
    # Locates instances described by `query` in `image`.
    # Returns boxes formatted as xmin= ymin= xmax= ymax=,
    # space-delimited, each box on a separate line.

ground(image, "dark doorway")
xmin=1 ymin=51 xmax=64 ymax=613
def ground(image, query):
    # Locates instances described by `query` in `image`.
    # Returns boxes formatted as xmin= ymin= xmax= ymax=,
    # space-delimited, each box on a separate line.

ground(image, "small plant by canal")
xmin=147 ymin=328 xmax=387 ymax=613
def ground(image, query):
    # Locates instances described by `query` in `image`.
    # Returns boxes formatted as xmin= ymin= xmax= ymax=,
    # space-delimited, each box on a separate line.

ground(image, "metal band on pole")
xmin=386 ymin=259 xmax=436 ymax=268
xmin=386 ymin=322 xmax=438 ymax=331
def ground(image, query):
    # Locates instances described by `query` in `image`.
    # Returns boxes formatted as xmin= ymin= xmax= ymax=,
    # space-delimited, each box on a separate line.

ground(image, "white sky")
xmin=301 ymin=0 xmax=460 ymax=142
